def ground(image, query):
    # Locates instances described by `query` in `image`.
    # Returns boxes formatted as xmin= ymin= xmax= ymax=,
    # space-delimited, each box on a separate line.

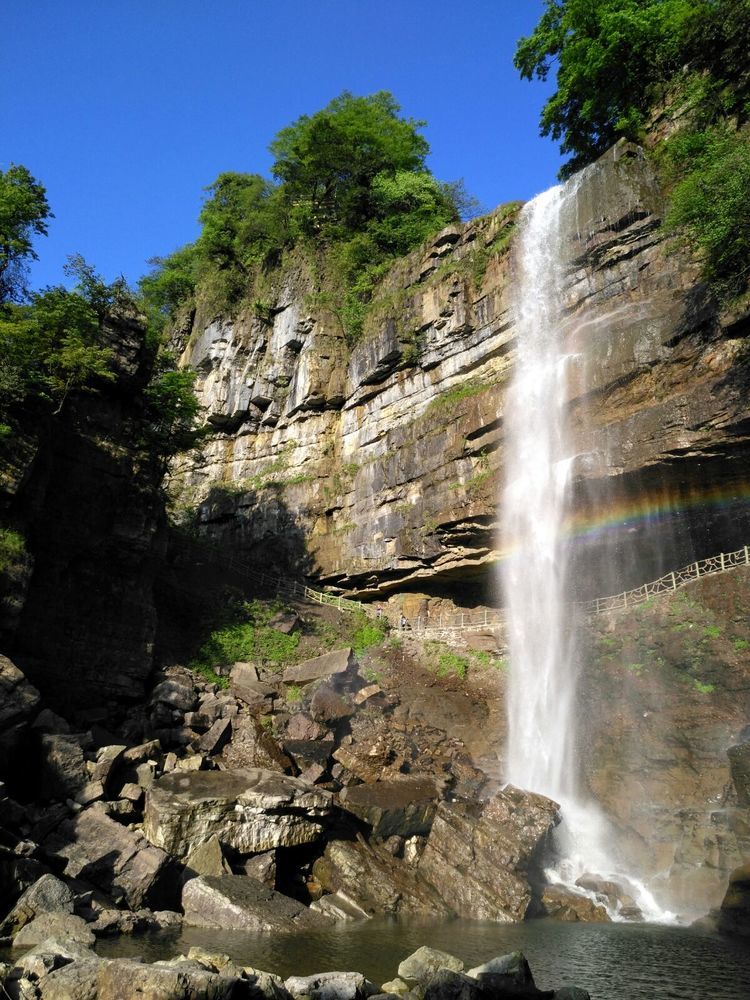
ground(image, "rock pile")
xmin=0 ymin=942 xmax=590 ymax=1000
xmin=0 ymin=643 xmax=579 ymax=986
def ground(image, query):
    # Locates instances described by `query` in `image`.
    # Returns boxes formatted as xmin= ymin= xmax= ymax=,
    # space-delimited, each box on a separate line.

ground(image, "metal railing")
xmin=411 ymin=543 xmax=750 ymax=636
xmin=177 ymin=535 xmax=365 ymax=615
xmin=178 ymin=534 xmax=750 ymax=635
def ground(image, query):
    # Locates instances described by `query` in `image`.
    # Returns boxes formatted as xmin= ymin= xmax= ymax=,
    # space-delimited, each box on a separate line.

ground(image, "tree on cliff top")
xmin=515 ymin=0 xmax=749 ymax=177
xmin=140 ymin=91 xmax=469 ymax=335
xmin=0 ymin=164 xmax=52 ymax=303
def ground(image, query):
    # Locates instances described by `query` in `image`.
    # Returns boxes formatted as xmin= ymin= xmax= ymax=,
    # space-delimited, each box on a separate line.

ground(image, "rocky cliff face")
xmin=173 ymin=141 xmax=750 ymax=601
xmin=0 ymin=313 xmax=165 ymax=717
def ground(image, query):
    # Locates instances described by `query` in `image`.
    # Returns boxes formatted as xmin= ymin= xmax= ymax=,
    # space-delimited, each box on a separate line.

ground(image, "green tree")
xmin=270 ymin=91 xmax=431 ymax=235
xmin=141 ymin=354 xmax=204 ymax=470
xmin=0 ymin=164 xmax=52 ymax=302
xmin=515 ymin=0 xmax=710 ymax=175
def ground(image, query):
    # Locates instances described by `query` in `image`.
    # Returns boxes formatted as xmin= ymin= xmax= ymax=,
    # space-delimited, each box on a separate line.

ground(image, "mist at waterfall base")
xmin=499 ymin=179 xmax=675 ymax=924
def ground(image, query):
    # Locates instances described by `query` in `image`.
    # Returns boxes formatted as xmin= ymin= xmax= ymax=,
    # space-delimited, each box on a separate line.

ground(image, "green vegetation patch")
xmin=0 ymin=528 xmax=25 ymax=573
xmin=190 ymin=599 xmax=299 ymax=685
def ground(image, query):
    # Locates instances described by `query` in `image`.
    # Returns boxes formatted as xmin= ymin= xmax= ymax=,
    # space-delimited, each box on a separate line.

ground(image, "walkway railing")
xmin=411 ymin=543 xmax=750 ymax=636
xmin=577 ymin=543 xmax=750 ymax=615
xmin=176 ymin=535 xmax=365 ymax=615
xmin=178 ymin=533 xmax=750 ymax=635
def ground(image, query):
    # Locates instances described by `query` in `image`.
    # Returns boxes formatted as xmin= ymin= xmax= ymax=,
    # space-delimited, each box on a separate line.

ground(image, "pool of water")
xmin=95 ymin=918 xmax=750 ymax=999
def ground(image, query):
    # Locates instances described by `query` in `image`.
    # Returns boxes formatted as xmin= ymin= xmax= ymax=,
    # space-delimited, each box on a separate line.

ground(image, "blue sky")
xmin=3 ymin=1 xmax=562 ymax=291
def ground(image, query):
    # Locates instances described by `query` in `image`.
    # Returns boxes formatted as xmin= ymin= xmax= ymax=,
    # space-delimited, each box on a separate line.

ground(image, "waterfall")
xmin=501 ymin=180 xmax=675 ymax=924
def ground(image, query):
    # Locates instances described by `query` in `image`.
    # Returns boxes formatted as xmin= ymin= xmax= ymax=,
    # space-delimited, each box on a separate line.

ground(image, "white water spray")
xmin=500 ymin=181 xmax=675 ymax=923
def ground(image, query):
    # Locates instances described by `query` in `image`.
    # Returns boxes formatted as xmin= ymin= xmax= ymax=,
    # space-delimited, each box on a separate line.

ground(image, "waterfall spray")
xmin=501 ymin=179 xmax=675 ymax=923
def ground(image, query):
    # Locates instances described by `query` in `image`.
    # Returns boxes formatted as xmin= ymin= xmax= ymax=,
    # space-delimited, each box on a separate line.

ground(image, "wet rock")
xmin=310 ymin=891 xmax=370 ymax=921
xmin=0 ymin=656 xmax=40 ymax=772
xmin=45 ymin=804 xmax=178 ymax=910
xmin=0 ymin=874 xmax=75 ymax=937
xmin=143 ymin=768 xmax=335 ymax=861
xmin=313 ymin=838 xmax=453 ymax=918
xmin=540 ymin=885 xmax=610 ymax=922
xmin=285 ymin=971 xmax=374 ymax=1000
xmin=398 ymin=946 xmax=464 ymax=982
xmin=283 ymin=648 xmax=355 ymax=686
xmin=422 ymin=970 xmax=484 ymax=1000
xmin=718 ymin=863 xmax=750 ymax=937
xmin=471 ymin=952 xmax=548 ymax=998
xmin=417 ymin=786 xmax=559 ymax=922
xmin=13 ymin=912 xmax=95 ymax=950
xmin=339 ymin=778 xmax=439 ymax=838
xmin=182 ymin=874 xmax=325 ymax=932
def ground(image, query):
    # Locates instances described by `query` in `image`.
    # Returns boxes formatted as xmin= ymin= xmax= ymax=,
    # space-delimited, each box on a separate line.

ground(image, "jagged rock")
xmin=38 ymin=733 xmax=89 ymax=799
xmin=284 ymin=712 xmax=326 ymax=741
xmin=13 ymin=912 xmax=95 ymax=949
xmin=0 ymin=874 xmax=75 ymax=937
xmin=398 ymin=946 xmax=464 ymax=982
xmin=309 ymin=891 xmax=370 ymax=921
xmin=417 ymin=785 xmax=559 ymax=922
xmin=121 ymin=739 xmax=162 ymax=765
xmin=73 ymin=780 xmax=104 ymax=806
xmin=185 ymin=834 xmax=231 ymax=876
xmin=90 ymin=744 xmax=126 ymax=788
xmin=339 ymin=778 xmax=439 ymax=838
xmin=283 ymin=648 xmax=355 ymax=686
xmin=196 ymin=717 xmax=232 ymax=755
xmin=285 ymin=971 xmax=374 ymax=1000
xmin=268 ymin=611 xmax=301 ymax=634
xmin=143 ymin=768 xmax=335 ymax=860
xmin=0 ymin=656 xmax=40 ymax=773
xmin=284 ymin=740 xmax=335 ymax=772
xmin=313 ymin=838 xmax=452 ymax=918
xmin=30 ymin=710 xmax=70 ymax=735
xmin=237 ymin=850 xmax=277 ymax=886
xmin=150 ymin=668 xmax=196 ymax=713
xmin=45 ymin=804 xmax=178 ymax=910
xmin=310 ymin=688 xmax=354 ymax=724
xmin=718 ymin=863 xmax=750 ymax=937
xmin=221 ymin=715 xmax=291 ymax=772
xmin=728 ymin=741 xmax=750 ymax=808
xmin=540 ymin=885 xmax=611 ymax=922
xmin=182 ymin=874 xmax=325 ymax=932
xmin=231 ymin=663 xmax=276 ymax=710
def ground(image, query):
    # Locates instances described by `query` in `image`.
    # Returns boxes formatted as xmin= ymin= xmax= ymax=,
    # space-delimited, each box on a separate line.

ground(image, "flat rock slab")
xmin=13 ymin=911 xmax=95 ymax=950
xmin=143 ymin=767 xmax=335 ymax=860
xmin=340 ymin=777 xmax=439 ymax=838
xmin=313 ymin=839 xmax=452 ymax=918
xmin=183 ymin=874 xmax=325 ymax=932
xmin=283 ymin=648 xmax=354 ymax=685
xmin=45 ymin=804 xmax=178 ymax=910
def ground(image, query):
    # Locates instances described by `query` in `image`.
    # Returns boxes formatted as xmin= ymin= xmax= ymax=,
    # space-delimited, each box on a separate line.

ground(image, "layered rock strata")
xmin=172 ymin=141 xmax=750 ymax=599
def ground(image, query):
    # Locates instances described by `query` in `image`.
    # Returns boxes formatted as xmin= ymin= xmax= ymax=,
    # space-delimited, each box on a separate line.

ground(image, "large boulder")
xmin=283 ymin=648 xmax=355 ymax=686
xmin=540 ymin=885 xmax=610 ymax=922
xmin=143 ymin=768 xmax=335 ymax=861
xmin=44 ymin=804 xmax=178 ymax=910
xmin=182 ymin=874 xmax=325 ymax=932
xmin=398 ymin=947 xmax=464 ymax=982
xmin=313 ymin=838 xmax=453 ymax=918
xmin=13 ymin=912 xmax=95 ymax=950
xmin=38 ymin=732 xmax=89 ymax=799
xmin=0 ymin=873 xmax=74 ymax=937
xmin=0 ymin=655 xmax=40 ymax=774
xmin=285 ymin=971 xmax=374 ymax=1000
xmin=221 ymin=715 xmax=291 ymax=772
xmin=417 ymin=785 xmax=559 ymax=921
xmin=339 ymin=777 xmax=439 ymax=838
